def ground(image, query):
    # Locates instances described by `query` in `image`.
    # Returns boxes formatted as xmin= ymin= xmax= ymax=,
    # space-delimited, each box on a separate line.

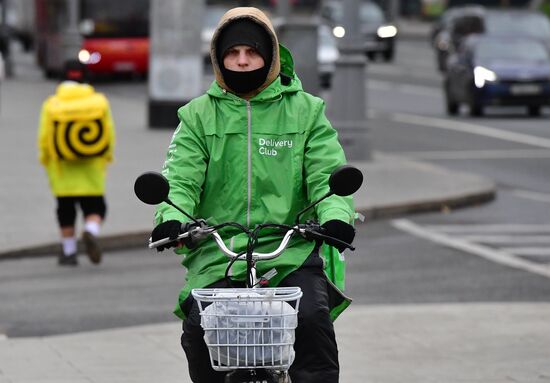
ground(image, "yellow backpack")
xmin=45 ymin=90 xmax=111 ymax=161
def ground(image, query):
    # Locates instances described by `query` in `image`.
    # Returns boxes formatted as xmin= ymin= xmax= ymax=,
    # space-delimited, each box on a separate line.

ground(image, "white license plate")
xmin=510 ymin=84 xmax=542 ymax=95
xmin=113 ymin=62 xmax=136 ymax=71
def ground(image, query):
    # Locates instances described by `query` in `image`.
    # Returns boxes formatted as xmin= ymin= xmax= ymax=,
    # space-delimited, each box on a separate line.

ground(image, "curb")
xmin=359 ymin=188 xmax=496 ymax=220
xmin=0 ymin=188 xmax=496 ymax=260
xmin=0 ymin=232 xmax=150 ymax=260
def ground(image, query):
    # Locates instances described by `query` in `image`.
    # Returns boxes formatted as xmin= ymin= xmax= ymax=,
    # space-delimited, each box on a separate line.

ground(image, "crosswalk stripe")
xmin=392 ymin=219 xmax=550 ymax=279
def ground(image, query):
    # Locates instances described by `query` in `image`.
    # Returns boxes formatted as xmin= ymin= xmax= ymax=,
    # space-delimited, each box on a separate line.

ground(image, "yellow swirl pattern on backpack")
xmin=46 ymin=92 xmax=111 ymax=161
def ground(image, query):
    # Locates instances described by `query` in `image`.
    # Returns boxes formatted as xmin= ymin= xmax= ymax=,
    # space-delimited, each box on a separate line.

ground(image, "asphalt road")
xmin=2 ymin=38 xmax=550 ymax=338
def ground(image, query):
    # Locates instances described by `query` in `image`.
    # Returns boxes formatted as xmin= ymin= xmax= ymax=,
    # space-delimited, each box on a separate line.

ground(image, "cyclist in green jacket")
xmin=151 ymin=7 xmax=355 ymax=383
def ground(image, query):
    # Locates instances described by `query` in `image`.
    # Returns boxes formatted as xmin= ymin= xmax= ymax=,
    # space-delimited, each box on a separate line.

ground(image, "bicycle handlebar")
xmin=148 ymin=222 xmax=355 ymax=258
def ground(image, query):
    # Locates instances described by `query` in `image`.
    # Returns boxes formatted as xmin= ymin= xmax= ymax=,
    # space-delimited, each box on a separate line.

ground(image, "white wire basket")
xmin=192 ymin=287 xmax=303 ymax=371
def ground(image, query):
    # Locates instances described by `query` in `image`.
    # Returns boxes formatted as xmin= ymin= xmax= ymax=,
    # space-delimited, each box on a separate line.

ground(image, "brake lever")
xmin=149 ymin=224 xmax=212 ymax=250
xmin=312 ymin=231 xmax=355 ymax=251
xmin=298 ymin=222 xmax=355 ymax=251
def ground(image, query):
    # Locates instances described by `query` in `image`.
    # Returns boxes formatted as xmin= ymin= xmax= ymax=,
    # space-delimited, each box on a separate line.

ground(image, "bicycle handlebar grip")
xmin=301 ymin=224 xmax=355 ymax=251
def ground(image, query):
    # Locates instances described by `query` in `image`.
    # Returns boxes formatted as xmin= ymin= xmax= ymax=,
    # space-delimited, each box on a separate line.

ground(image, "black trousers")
xmin=181 ymin=252 xmax=340 ymax=383
xmin=56 ymin=196 xmax=106 ymax=227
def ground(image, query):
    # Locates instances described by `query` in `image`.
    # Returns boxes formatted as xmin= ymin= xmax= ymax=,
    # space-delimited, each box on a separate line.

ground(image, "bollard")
xmin=148 ymin=0 xmax=204 ymax=129
xmin=327 ymin=0 xmax=371 ymax=161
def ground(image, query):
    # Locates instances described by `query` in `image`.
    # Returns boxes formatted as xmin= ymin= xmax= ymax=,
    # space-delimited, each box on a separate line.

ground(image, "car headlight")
xmin=377 ymin=25 xmax=398 ymax=39
xmin=333 ymin=26 xmax=345 ymax=39
xmin=474 ymin=66 xmax=497 ymax=88
xmin=78 ymin=49 xmax=101 ymax=64
xmin=78 ymin=49 xmax=91 ymax=63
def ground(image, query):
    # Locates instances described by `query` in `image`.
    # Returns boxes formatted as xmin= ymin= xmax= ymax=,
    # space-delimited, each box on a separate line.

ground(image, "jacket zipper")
xmin=246 ymin=100 xmax=252 ymax=227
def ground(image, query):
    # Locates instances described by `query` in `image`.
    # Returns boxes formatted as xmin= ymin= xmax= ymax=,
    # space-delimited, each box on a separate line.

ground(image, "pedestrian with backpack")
xmin=37 ymin=60 xmax=115 ymax=266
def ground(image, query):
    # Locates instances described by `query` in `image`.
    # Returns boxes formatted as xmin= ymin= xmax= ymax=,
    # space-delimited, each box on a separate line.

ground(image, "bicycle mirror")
xmin=328 ymin=165 xmax=364 ymax=197
xmin=134 ymin=171 xmax=170 ymax=205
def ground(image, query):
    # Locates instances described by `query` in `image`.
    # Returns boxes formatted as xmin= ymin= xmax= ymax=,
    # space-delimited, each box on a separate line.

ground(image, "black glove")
xmin=321 ymin=220 xmax=355 ymax=252
xmin=151 ymin=220 xmax=183 ymax=252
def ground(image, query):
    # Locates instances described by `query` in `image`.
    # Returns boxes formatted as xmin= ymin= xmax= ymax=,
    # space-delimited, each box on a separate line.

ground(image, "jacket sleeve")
xmin=303 ymin=100 xmax=355 ymax=225
xmin=155 ymin=105 xmax=209 ymax=224
xmin=37 ymin=101 xmax=50 ymax=166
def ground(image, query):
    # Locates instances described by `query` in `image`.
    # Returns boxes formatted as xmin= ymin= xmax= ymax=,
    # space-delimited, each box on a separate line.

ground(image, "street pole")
xmin=148 ymin=0 xmax=204 ymax=128
xmin=277 ymin=0 xmax=290 ymax=18
xmin=275 ymin=0 xmax=321 ymax=96
xmin=61 ymin=0 xmax=82 ymax=65
xmin=327 ymin=0 xmax=371 ymax=161
xmin=0 ymin=0 xmax=13 ymax=78
xmin=389 ymin=0 xmax=401 ymax=20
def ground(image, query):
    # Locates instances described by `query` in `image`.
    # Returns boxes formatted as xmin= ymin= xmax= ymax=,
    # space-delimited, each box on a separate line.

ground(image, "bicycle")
xmin=134 ymin=165 xmax=363 ymax=383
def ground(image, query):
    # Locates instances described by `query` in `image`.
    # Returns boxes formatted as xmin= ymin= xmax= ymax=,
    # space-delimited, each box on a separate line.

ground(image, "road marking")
xmin=368 ymin=64 xmax=438 ymax=81
xmin=400 ymin=84 xmax=440 ymax=97
xmin=501 ymin=247 xmax=550 ymax=257
xmin=391 ymin=113 xmax=550 ymax=149
xmin=392 ymin=219 xmax=550 ymax=279
xmin=392 ymin=149 xmax=550 ymax=160
xmin=459 ymin=235 xmax=550 ymax=245
xmin=368 ymin=80 xmax=439 ymax=97
xmin=511 ymin=189 xmax=550 ymax=204
xmin=422 ymin=224 xmax=550 ymax=234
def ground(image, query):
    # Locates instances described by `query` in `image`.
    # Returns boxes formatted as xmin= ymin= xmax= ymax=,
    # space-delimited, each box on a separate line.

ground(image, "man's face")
xmin=223 ymin=45 xmax=265 ymax=72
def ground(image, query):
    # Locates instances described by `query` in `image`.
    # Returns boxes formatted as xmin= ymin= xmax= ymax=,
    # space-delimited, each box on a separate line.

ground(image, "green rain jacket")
xmin=156 ymin=7 xmax=355 ymax=321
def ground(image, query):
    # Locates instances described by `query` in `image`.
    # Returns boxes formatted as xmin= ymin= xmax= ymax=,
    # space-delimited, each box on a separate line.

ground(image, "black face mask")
xmin=221 ymin=65 xmax=269 ymax=95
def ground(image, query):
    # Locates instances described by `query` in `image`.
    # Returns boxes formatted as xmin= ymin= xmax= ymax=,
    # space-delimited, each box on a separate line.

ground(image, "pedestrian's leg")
xmin=279 ymin=252 xmax=340 ymax=383
xmin=57 ymin=197 xmax=78 ymax=266
xmin=80 ymin=196 xmax=106 ymax=264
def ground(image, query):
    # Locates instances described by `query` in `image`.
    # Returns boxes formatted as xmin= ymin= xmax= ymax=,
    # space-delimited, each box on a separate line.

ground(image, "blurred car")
xmin=432 ymin=5 xmax=485 ymax=71
xmin=434 ymin=7 xmax=550 ymax=72
xmin=430 ymin=5 xmax=484 ymax=45
xmin=444 ymin=35 xmax=550 ymax=117
xmin=483 ymin=8 xmax=550 ymax=46
xmin=322 ymin=0 xmax=398 ymax=62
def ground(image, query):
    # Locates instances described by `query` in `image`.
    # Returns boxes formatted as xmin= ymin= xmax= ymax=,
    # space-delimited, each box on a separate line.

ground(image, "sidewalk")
xmin=2 ymin=303 xmax=549 ymax=382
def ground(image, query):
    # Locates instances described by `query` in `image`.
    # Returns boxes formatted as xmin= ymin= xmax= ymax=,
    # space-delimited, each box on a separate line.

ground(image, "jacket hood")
xmin=55 ymin=82 xmax=94 ymax=100
xmin=210 ymin=7 xmax=280 ymax=99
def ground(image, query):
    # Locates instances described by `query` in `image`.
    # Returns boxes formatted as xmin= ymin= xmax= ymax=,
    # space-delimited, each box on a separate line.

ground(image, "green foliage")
xmin=541 ymin=3 xmax=550 ymax=18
